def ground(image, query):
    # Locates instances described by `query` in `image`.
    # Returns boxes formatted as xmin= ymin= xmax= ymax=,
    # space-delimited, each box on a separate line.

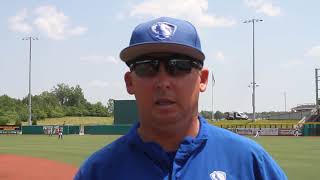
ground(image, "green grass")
xmin=0 ymin=135 xmax=319 ymax=179
xmin=0 ymin=135 xmax=120 ymax=166
xmin=252 ymin=136 xmax=320 ymax=180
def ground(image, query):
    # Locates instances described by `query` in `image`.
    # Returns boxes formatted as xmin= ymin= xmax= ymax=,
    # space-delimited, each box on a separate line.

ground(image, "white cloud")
xmin=33 ymin=6 xmax=87 ymax=40
xmin=8 ymin=6 xmax=87 ymax=40
xmin=305 ymin=46 xmax=320 ymax=57
xmin=244 ymin=0 xmax=282 ymax=17
xmin=8 ymin=8 xmax=33 ymax=33
xmin=214 ymin=51 xmax=225 ymax=62
xmin=68 ymin=26 xmax=87 ymax=36
xmin=89 ymin=80 xmax=109 ymax=88
xmin=80 ymin=55 xmax=119 ymax=64
xmin=129 ymin=0 xmax=235 ymax=28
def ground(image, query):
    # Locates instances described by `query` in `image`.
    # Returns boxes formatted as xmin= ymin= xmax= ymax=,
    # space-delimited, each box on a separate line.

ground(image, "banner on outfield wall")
xmin=234 ymin=128 xmax=279 ymax=136
xmin=235 ymin=128 xmax=254 ymax=135
xmin=43 ymin=126 xmax=62 ymax=135
xmin=0 ymin=125 xmax=21 ymax=134
xmin=259 ymin=128 xmax=279 ymax=136
xmin=278 ymin=128 xmax=295 ymax=136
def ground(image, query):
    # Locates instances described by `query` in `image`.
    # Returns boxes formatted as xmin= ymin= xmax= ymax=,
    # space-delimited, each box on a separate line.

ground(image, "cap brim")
xmin=120 ymin=43 xmax=205 ymax=62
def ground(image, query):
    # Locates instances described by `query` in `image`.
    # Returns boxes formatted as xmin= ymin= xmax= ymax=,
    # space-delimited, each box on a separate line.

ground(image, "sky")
xmin=0 ymin=0 xmax=319 ymax=113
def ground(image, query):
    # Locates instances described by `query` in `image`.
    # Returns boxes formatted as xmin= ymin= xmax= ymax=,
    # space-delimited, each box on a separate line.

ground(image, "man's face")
xmin=124 ymin=54 xmax=208 ymax=131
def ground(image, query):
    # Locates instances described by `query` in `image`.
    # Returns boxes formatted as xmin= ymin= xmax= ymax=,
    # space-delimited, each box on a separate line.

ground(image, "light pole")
xmin=211 ymin=72 xmax=216 ymax=121
xmin=244 ymin=18 xmax=263 ymax=121
xmin=22 ymin=37 xmax=38 ymax=125
xmin=284 ymin=92 xmax=287 ymax=112
xmin=316 ymin=68 xmax=320 ymax=114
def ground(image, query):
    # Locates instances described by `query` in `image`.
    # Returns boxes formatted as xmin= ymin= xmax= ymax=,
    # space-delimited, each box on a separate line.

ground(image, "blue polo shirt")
xmin=74 ymin=116 xmax=287 ymax=180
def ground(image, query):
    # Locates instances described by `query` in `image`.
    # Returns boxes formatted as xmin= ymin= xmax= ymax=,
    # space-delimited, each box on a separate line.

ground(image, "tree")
xmin=0 ymin=110 xmax=9 ymax=125
xmin=0 ymin=110 xmax=19 ymax=125
xmin=52 ymin=83 xmax=72 ymax=106
xmin=93 ymin=102 xmax=108 ymax=117
xmin=106 ymin=99 xmax=114 ymax=116
xmin=1 ymin=83 xmax=112 ymax=119
xmin=199 ymin=110 xmax=212 ymax=119
xmin=214 ymin=111 xmax=224 ymax=120
xmin=0 ymin=95 xmax=26 ymax=123
xmin=67 ymin=85 xmax=86 ymax=106
xmin=52 ymin=83 xmax=87 ymax=106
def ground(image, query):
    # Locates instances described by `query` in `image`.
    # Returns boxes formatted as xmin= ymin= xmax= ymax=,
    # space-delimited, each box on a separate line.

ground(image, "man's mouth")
xmin=155 ymin=99 xmax=175 ymax=106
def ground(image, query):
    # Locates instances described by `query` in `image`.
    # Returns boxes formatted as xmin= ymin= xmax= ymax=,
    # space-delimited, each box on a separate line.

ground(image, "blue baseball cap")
xmin=120 ymin=17 xmax=205 ymax=62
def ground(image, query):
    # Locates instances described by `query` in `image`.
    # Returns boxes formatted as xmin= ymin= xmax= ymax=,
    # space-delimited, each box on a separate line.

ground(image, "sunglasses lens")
xmin=167 ymin=60 xmax=192 ymax=76
xmin=128 ymin=56 xmax=202 ymax=77
xmin=133 ymin=60 xmax=158 ymax=77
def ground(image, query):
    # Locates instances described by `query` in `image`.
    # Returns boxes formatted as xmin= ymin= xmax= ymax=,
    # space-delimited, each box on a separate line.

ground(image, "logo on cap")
xmin=150 ymin=22 xmax=176 ymax=40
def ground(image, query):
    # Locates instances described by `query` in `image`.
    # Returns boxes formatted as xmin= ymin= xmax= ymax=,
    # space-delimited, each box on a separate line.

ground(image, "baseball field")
xmin=0 ymin=134 xmax=318 ymax=180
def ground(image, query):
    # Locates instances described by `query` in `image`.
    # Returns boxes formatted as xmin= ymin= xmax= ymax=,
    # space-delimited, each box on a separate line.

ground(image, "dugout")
xmin=114 ymin=100 xmax=139 ymax=124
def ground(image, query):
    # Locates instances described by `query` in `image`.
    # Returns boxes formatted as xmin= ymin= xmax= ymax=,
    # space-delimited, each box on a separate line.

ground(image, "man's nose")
xmin=155 ymin=63 xmax=172 ymax=89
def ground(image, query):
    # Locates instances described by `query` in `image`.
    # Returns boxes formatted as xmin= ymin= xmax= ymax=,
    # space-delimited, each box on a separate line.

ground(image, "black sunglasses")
xmin=126 ymin=56 xmax=203 ymax=77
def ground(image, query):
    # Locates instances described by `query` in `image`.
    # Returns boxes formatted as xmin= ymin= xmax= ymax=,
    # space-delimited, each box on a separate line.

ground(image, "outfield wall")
xmin=84 ymin=125 xmax=132 ymax=135
xmin=303 ymin=124 xmax=320 ymax=136
xmin=19 ymin=123 xmax=320 ymax=136
xmin=21 ymin=125 xmax=133 ymax=135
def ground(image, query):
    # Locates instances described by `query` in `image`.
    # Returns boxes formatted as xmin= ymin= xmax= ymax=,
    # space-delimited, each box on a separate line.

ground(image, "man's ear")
xmin=199 ymin=68 xmax=209 ymax=92
xmin=124 ymin=72 xmax=135 ymax=95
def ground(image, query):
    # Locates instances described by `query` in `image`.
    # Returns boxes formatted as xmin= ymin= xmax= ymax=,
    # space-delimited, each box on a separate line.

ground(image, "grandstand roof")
xmin=291 ymin=104 xmax=315 ymax=112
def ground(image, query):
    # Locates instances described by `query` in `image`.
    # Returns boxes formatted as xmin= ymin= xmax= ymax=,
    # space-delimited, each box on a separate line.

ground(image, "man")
xmin=58 ymin=127 xmax=63 ymax=139
xmin=293 ymin=127 xmax=300 ymax=137
xmin=255 ymin=128 xmax=262 ymax=137
xmin=75 ymin=17 xmax=287 ymax=180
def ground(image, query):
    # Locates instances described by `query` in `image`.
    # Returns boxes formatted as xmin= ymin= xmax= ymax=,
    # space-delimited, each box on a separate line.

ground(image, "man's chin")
xmin=152 ymin=112 xmax=181 ymax=125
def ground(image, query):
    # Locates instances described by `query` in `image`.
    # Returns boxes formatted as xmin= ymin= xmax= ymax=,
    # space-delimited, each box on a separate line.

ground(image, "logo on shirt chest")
xmin=210 ymin=171 xmax=226 ymax=180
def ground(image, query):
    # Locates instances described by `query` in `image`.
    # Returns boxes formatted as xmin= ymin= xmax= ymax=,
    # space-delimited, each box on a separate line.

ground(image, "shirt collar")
xmin=126 ymin=116 xmax=209 ymax=172
xmin=127 ymin=115 xmax=209 ymax=146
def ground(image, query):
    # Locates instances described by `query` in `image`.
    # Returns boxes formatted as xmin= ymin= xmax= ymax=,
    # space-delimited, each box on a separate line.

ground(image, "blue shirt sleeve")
xmin=254 ymin=149 xmax=288 ymax=180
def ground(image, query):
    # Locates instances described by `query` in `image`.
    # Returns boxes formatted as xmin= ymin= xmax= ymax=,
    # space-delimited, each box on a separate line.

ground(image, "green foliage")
xmin=32 ymin=107 xmax=47 ymax=120
xmin=0 ymin=108 xmax=20 ymax=125
xmin=47 ymin=107 xmax=65 ymax=118
xmin=34 ymin=116 xmax=114 ymax=125
xmin=0 ymin=117 xmax=9 ymax=125
xmin=52 ymin=84 xmax=86 ymax=106
xmin=199 ymin=110 xmax=225 ymax=120
xmin=0 ymin=83 xmax=114 ymax=122
xmin=0 ymin=110 xmax=7 ymax=125
xmin=199 ymin=110 xmax=213 ymax=119
xmin=15 ymin=119 xmax=22 ymax=126
xmin=106 ymin=99 xmax=114 ymax=116
xmin=92 ymin=102 xmax=109 ymax=117
xmin=32 ymin=119 xmax=37 ymax=125
xmin=214 ymin=111 xmax=224 ymax=120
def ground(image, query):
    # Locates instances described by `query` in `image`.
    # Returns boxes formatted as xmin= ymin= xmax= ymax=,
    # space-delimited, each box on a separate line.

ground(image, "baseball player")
xmin=255 ymin=128 xmax=262 ymax=137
